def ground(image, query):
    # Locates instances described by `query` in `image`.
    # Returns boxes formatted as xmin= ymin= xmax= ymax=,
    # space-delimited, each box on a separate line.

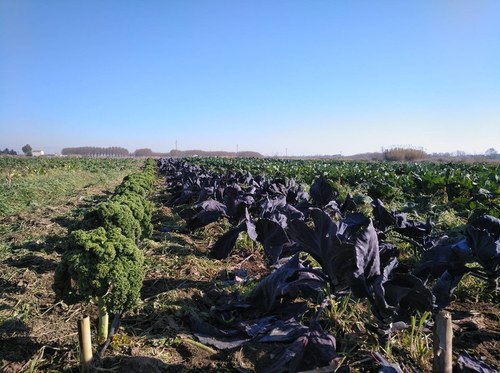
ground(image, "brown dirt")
xmin=449 ymin=302 xmax=500 ymax=366
xmin=0 ymin=184 xmax=117 ymax=372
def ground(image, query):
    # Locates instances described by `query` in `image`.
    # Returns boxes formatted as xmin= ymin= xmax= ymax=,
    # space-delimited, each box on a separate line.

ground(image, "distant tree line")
xmin=167 ymin=149 xmax=263 ymax=158
xmin=62 ymin=147 xmax=130 ymax=157
xmin=133 ymin=148 xmax=155 ymax=157
xmin=1 ymin=148 xmax=17 ymax=155
xmin=129 ymin=148 xmax=262 ymax=158
xmin=59 ymin=146 xmax=263 ymax=158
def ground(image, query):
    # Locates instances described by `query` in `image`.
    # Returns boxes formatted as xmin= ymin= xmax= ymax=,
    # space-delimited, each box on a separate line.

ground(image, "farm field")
xmin=0 ymin=156 xmax=499 ymax=372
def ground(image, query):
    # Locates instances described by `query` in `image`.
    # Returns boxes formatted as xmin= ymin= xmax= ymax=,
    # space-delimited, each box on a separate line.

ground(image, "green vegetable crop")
xmin=84 ymin=200 xmax=142 ymax=241
xmin=114 ymin=172 xmax=154 ymax=197
xmin=53 ymin=158 xmax=155 ymax=344
xmin=111 ymin=192 xmax=153 ymax=238
xmin=53 ymin=227 xmax=145 ymax=342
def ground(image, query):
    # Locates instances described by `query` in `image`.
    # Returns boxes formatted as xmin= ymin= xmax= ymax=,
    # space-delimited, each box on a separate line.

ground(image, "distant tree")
xmin=485 ymin=148 xmax=497 ymax=158
xmin=168 ymin=149 xmax=182 ymax=157
xmin=61 ymin=146 xmax=130 ymax=157
xmin=0 ymin=148 xmax=17 ymax=155
xmin=22 ymin=144 xmax=32 ymax=156
xmin=134 ymin=148 xmax=154 ymax=157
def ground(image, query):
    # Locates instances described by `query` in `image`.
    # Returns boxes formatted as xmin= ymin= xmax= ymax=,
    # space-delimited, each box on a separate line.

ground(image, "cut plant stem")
xmin=100 ymin=314 xmax=121 ymax=358
xmin=433 ymin=311 xmax=452 ymax=373
xmin=178 ymin=337 xmax=217 ymax=354
xmin=78 ymin=316 xmax=93 ymax=371
xmin=97 ymin=297 xmax=109 ymax=345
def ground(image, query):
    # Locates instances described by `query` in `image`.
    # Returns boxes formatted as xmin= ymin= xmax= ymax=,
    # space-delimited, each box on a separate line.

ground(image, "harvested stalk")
xmin=100 ymin=314 xmax=121 ymax=358
xmin=433 ymin=311 xmax=452 ymax=373
xmin=78 ymin=316 xmax=93 ymax=372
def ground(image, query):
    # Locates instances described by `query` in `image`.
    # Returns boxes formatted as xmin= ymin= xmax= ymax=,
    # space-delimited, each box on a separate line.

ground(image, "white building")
xmin=32 ymin=150 xmax=45 ymax=157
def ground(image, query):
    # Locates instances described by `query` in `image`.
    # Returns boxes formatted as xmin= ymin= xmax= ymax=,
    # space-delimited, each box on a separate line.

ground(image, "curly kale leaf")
xmin=53 ymin=227 xmax=145 ymax=314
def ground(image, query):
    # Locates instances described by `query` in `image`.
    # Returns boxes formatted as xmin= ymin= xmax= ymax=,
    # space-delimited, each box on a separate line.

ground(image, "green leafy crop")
xmin=111 ymin=192 xmax=154 ymax=238
xmin=53 ymin=227 xmax=145 ymax=314
xmin=52 ymin=158 xmax=155 ymax=344
xmin=114 ymin=172 xmax=155 ymax=197
xmin=84 ymin=200 xmax=142 ymax=241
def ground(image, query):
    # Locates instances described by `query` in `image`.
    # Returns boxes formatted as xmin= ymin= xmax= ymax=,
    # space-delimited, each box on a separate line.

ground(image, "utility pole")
xmin=285 ymin=148 xmax=288 ymax=157
xmin=236 ymin=144 xmax=239 ymax=157
xmin=175 ymin=140 xmax=178 ymax=151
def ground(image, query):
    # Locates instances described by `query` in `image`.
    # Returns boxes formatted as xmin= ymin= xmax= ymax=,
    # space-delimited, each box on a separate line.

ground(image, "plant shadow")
xmin=8 ymin=233 xmax=67 ymax=255
xmin=3 ymin=253 xmax=57 ymax=274
xmin=0 ymin=318 xmax=41 ymax=365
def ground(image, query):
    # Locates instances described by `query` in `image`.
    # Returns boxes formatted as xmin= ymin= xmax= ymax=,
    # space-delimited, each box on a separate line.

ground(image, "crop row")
xmin=188 ymin=157 xmax=499 ymax=220
xmin=52 ymin=159 xmax=156 ymax=344
xmin=157 ymin=157 xmax=499 ymax=372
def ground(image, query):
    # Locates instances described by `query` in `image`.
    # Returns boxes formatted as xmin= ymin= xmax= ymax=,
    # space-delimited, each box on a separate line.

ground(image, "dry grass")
xmin=383 ymin=147 xmax=427 ymax=161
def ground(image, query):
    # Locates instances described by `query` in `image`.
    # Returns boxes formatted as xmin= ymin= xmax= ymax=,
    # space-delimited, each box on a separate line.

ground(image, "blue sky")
xmin=1 ymin=1 xmax=499 ymax=156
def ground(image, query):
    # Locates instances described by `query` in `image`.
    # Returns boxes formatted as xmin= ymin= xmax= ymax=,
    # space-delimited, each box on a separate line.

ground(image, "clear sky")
xmin=1 ymin=1 xmax=499 ymax=156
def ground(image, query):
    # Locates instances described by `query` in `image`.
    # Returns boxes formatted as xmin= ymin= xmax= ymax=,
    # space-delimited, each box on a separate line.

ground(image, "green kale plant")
xmin=53 ymin=227 xmax=145 ymax=344
xmin=111 ymin=192 xmax=154 ymax=238
xmin=84 ymin=200 xmax=142 ymax=241
xmin=114 ymin=173 xmax=154 ymax=197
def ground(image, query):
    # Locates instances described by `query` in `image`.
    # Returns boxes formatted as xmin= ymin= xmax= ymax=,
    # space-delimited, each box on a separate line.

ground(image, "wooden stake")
xmin=78 ymin=316 xmax=93 ymax=372
xmin=433 ymin=311 xmax=452 ymax=373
